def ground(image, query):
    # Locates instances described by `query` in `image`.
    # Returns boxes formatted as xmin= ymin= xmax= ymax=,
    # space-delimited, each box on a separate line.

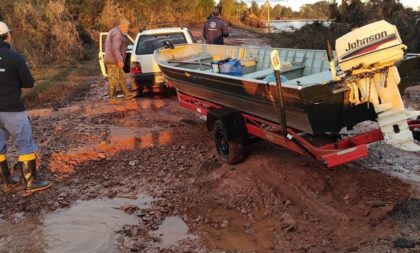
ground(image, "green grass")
xmin=23 ymin=48 xmax=101 ymax=109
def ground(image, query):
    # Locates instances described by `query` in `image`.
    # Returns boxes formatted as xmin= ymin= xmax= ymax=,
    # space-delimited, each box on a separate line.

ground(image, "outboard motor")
xmin=336 ymin=20 xmax=420 ymax=151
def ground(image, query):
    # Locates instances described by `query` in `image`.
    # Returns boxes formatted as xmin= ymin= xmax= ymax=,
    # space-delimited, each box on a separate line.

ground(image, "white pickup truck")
xmin=99 ymin=27 xmax=195 ymax=94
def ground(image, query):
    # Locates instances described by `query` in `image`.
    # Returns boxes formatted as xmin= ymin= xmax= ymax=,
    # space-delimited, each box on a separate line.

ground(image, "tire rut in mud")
xmin=390 ymin=198 xmax=420 ymax=230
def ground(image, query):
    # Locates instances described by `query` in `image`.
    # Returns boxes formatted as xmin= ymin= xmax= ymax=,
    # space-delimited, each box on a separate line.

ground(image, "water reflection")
xmin=0 ymin=195 xmax=152 ymax=253
xmin=149 ymin=216 xmax=197 ymax=249
xmin=268 ymin=20 xmax=331 ymax=32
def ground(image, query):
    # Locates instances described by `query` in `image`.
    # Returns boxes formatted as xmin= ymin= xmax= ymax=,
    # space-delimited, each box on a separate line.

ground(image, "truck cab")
xmin=130 ymin=27 xmax=195 ymax=93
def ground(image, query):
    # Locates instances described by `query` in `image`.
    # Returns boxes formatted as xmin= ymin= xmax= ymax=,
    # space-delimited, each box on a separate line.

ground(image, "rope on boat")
xmin=340 ymin=65 xmax=391 ymax=107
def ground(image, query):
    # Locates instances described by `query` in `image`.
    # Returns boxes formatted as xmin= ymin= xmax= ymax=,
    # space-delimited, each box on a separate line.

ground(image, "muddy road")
xmin=1 ymin=27 xmax=420 ymax=253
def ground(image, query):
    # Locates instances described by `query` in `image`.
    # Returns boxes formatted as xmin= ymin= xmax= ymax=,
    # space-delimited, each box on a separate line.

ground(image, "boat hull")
xmin=160 ymin=65 xmax=375 ymax=135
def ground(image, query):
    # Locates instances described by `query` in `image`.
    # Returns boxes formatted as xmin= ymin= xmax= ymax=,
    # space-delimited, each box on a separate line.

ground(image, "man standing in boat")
xmin=203 ymin=7 xmax=229 ymax=45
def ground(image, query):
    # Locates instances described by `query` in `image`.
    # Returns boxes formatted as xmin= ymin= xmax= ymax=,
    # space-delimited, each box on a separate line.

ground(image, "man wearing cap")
xmin=104 ymin=18 xmax=136 ymax=102
xmin=203 ymin=7 xmax=229 ymax=45
xmin=0 ymin=21 xmax=51 ymax=193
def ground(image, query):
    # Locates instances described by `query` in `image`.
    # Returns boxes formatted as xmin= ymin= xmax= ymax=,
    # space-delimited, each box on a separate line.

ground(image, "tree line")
xmin=249 ymin=0 xmax=331 ymax=20
xmin=216 ymin=0 xmax=331 ymax=28
xmin=0 ymin=0 xmax=216 ymax=65
xmin=269 ymin=0 xmax=420 ymax=53
xmin=0 ymin=0 xmax=418 ymax=66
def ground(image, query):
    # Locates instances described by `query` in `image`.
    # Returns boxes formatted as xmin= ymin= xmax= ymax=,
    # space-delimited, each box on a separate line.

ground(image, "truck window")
xmin=136 ymin=33 xmax=187 ymax=55
xmin=188 ymin=31 xmax=197 ymax=43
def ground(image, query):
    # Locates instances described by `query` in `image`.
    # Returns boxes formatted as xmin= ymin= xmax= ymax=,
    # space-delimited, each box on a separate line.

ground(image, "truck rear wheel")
xmin=213 ymin=120 xmax=245 ymax=165
xmin=413 ymin=129 xmax=420 ymax=141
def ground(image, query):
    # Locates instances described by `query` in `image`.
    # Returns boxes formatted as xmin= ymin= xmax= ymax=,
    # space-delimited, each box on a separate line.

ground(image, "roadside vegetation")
xmin=215 ymin=0 xmax=330 ymax=29
xmin=0 ymin=0 xmax=216 ymax=107
xmin=243 ymin=0 xmax=331 ymax=22
xmin=0 ymin=0 xmax=216 ymax=67
xmin=0 ymin=0 xmax=418 ymax=102
xmin=2 ymin=0 xmax=418 ymax=68
xmin=22 ymin=49 xmax=99 ymax=109
xmin=269 ymin=0 xmax=420 ymax=53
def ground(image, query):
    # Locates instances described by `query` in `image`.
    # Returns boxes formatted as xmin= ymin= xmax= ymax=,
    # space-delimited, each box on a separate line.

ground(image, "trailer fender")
xmin=206 ymin=108 xmax=247 ymax=140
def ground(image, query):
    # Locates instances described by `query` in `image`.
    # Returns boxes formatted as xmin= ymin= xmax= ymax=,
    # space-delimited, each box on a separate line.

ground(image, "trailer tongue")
xmin=336 ymin=20 xmax=420 ymax=151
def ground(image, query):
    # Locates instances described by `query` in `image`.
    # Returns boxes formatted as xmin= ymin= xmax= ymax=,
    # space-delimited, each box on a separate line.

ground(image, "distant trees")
xmin=240 ymin=1 xmax=332 ymax=21
xmin=2 ymin=0 xmax=419 ymax=66
xmin=280 ymin=7 xmax=294 ymax=18
xmin=219 ymin=0 xmax=237 ymax=17
xmin=270 ymin=0 xmax=420 ymax=53
xmin=340 ymin=0 xmax=365 ymax=27
xmin=271 ymin=4 xmax=283 ymax=19
xmin=195 ymin=0 xmax=216 ymax=19
xmin=329 ymin=0 xmax=420 ymax=51
xmin=250 ymin=1 xmax=259 ymax=15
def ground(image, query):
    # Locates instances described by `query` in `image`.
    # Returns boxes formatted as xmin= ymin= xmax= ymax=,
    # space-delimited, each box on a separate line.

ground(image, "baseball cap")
xmin=0 ymin=21 xmax=11 ymax=35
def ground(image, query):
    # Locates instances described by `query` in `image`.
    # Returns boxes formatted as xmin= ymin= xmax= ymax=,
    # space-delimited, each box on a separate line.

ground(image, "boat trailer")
xmin=177 ymin=92 xmax=420 ymax=168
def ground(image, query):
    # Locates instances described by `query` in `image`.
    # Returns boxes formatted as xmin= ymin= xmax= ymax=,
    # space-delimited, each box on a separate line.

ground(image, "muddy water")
xmin=201 ymin=209 xmax=275 ymax=252
xmin=0 ymin=195 xmax=152 ymax=253
xmin=150 ymin=216 xmax=197 ymax=248
xmin=0 ymin=213 xmax=46 ymax=253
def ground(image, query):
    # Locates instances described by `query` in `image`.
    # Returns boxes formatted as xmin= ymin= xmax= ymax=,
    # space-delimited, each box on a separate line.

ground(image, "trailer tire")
xmin=213 ymin=120 xmax=245 ymax=165
xmin=168 ymin=87 xmax=177 ymax=96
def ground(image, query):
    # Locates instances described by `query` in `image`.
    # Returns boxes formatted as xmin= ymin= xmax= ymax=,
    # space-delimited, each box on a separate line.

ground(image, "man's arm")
xmin=111 ymin=33 xmax=124 ymax=65
xmin=203 ymin=23 xmax=207 ymax=40
xmin=222 ymin=22 xmax=229 ymax=38
xmin=17 ymin=55 xmax=35 ymax=88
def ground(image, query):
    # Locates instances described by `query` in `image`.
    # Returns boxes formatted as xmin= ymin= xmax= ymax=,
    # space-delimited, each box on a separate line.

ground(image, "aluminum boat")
xmin=155 ymin=20 xmax=420 ymax=151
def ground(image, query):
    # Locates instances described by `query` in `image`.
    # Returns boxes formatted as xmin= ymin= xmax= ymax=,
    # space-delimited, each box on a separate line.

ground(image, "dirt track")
xmin=1 ymin=27 xmax=420 ymax=253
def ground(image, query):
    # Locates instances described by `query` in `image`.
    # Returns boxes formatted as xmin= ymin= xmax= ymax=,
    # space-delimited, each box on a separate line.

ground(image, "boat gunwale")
xmin=153 ymin=44 xmax=335 ymax=90
xmin=159 ymin=64 xmax=305 ymax=93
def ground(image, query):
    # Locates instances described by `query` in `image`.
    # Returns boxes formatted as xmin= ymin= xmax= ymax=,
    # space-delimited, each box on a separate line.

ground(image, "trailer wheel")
xmin=213 ymin=120 xmax=245 ymax=165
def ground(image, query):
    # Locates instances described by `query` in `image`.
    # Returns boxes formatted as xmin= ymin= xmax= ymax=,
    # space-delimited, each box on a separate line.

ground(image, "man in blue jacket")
xmin=203 ymin=7 xmax=229 ymax=45
xmin=0 ymin=21 xmax=51 ymax=193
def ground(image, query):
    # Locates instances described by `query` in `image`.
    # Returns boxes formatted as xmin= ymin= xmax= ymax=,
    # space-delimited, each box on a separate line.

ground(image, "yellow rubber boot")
xmin=0 ymin=155 xmax=19 ymax=193
xmin=16 ymin=154 xmax=51 ymax=193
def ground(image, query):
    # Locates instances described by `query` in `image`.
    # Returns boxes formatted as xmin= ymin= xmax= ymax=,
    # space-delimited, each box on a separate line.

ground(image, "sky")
xmin=228 ymin=0 xmax=420 ymax=11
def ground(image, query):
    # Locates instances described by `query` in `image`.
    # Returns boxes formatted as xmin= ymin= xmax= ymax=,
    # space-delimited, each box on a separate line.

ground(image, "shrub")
xmin=269 ymin=22 xmax=351 ymax=50
xmin=0 ymin=0 xmax=84 ymax=66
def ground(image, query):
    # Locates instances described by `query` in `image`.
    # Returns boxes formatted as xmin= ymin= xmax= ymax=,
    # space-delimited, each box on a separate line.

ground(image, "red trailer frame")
xmin=177 ymin=92 xmax=420 ymax=168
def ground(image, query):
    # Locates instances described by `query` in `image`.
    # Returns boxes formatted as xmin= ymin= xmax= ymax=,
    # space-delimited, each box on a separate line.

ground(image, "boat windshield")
xmin=136 ymin=33 xmax=187 ymax=55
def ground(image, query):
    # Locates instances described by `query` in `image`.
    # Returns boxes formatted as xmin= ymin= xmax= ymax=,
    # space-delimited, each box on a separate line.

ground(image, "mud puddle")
xmin=0 ymin=213 xmax=45 ymax=253
xmin=201 ymin=208 xmax=275 ymax=252
xmin=150 ymin=216 xmax=197 ymax=249
xmin=0 ymin=195 xmax=153 ymax=253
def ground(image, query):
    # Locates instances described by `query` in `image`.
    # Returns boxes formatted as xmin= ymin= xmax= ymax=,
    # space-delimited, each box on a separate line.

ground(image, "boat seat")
xmin=283 ymin=70 xmax=333 ymax=87
xmin=243 ymin=65 xmax=305 ymax=79
xmin=192 ymin=55 xmax=213 ymax=62
xmin=243 ymin=69 xmax=274 ymax=79
xmin=177 ymin=55 xmax=213 ymax=62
